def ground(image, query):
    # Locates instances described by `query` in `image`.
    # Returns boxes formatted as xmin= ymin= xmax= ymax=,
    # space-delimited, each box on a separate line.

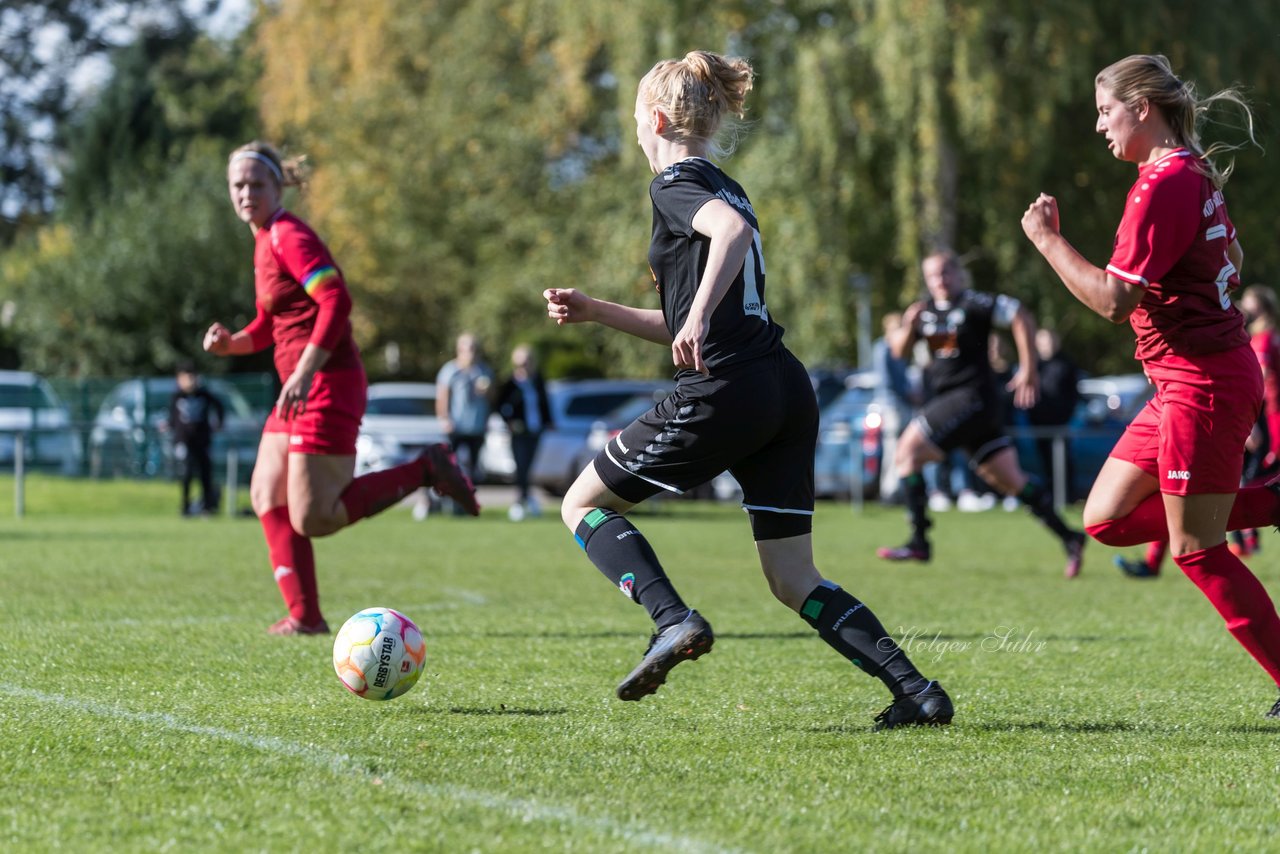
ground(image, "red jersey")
xmin=1250 ymin=328 xmax=1280 ymax=415
xmin=243 ymin=209 xmax=361 ymax=382
xmin=1106 ymin=149 xmax=1248 ymax=365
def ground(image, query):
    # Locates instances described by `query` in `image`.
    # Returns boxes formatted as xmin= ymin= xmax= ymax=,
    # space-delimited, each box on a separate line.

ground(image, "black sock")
xmin=1018 ymin=479 xmax=1076 ymax=543
xmin=574 ymin=509 xmax=688 ymax=629
xmin=903 ymin=472 xmax=930 ymax=545
xmin=799 ymin=581 xmax=929 ymax=698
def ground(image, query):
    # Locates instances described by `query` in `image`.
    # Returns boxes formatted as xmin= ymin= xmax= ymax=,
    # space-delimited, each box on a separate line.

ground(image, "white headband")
xmin=231 ymin=150 xmax=283 ymax=183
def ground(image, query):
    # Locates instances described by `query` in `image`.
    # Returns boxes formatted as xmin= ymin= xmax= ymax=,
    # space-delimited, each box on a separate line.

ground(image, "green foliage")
xmin=8 ymin=1 xmax=1280 ymax=378
xmin=249 ymin=1 xmax=1280 ymax=378
xmin=0 ymin=0 xmax=206 ymax=222
xmin=2 ymin=151 xmax=257 ymax=376
xmin=0 ymin=24 xmax=262 ymax=376
xmin=4 ymin=478 xmax=1280 ymax=850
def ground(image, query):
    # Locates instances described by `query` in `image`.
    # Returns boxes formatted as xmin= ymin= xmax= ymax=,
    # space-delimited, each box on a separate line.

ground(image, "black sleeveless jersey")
xmin=647 ymin=157 xmax=784 ymax=373
xmin=915 ymin=290 xmax=1017 ymax=395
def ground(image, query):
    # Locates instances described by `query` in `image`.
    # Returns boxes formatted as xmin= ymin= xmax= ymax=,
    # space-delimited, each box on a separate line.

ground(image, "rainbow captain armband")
xmin=302 ymin=265 xmax=340 ymax=296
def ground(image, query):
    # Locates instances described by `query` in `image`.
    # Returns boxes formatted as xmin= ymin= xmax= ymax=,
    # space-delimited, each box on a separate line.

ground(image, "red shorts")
xmin=263 ymin=367 xmax=367 ymax=456
xmin=1110 ymin=346 xmax=1262 ymax=495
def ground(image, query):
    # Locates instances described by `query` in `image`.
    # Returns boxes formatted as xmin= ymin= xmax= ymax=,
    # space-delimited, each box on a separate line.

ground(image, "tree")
xmin=0 ymin=0 xmax=214 ymax=225
xmin=0 ymin=23 xmax=263 ymax=376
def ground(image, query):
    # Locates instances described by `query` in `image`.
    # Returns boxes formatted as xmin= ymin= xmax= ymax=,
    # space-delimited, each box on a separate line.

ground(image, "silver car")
xmin=355 ymin=382 xmax=448 ymax=476
xmin=0 ymin=370 xmax=83 ymax=474
xmin=530 ymin=379 xmax=674 ymax=495
xmin=89 ymin=376 xmax=266 ymax=478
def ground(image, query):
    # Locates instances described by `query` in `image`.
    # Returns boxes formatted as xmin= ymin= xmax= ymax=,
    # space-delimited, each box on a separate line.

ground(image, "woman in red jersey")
xmin=204 ymin=141 xmax=479 ymax=635
xmin=1241 ymin=284 xmax=1280 ymax=461
xmin=1022 ymin=55 xmax=1280 ymax=716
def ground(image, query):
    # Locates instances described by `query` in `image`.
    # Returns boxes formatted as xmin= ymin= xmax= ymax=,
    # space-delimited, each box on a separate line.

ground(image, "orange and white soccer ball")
xmin=332 ymin=607 xmax=426 ymax=700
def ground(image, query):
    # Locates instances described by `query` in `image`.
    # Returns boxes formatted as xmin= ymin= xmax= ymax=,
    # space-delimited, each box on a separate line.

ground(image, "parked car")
xmin=355 ymin=382 xmax=449 ymax=476
xmin=89 ymin=377 xmax=266 ymax=478
xmin=710 ymin=367 xmax=867 ymax=503
xmin=0 ymin=370 xmax=83 ymax=474
xmin=813 ymin=372 xmax=884 ymax=499
xmin=1015 ymin=373 xmax=1155 ymax=501
xmin=529 ymin=379 xmax=675 ymax=496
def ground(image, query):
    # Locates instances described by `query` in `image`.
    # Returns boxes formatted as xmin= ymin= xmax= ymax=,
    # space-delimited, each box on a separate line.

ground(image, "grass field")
xmin=3 ymin=475 xmax=1280 ymax=852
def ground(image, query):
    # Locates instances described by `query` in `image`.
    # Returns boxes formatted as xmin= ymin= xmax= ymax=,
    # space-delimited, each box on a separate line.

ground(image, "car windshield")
xmin=366 ymin=395 xmax=436 ymax=416
xmin=825 ymin=386 xmax=876 ymax=417
xmin=0 ymin=382 xmax=58 ymax=410
xmin=562 ymin=391 xmax=652 ymax=419
xmin=601 ymin=395 xmax=658 ymax=426
xmin=142 ymin=379 xmax=256 ymax=419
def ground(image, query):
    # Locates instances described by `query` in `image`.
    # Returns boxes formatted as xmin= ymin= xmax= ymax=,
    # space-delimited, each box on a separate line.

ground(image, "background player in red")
xmin=544 ymin=51 xmax=950 ymax=729
xmin=1241 ymin=285 xmax=1280 ymax=467
xmin=204 ymin=141 xmax=478 ymax=635
xmin=1022 ymin=55 xmax=1280 ymax=716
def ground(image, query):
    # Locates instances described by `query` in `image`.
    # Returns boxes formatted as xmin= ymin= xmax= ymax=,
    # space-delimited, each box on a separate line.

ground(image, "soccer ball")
xmin=332 ymin=607 xmax=426 ymax=700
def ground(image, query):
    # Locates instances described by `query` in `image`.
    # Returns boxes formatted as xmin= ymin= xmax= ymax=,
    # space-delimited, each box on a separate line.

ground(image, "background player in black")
xmin=167 ymin=361 xmax=224 ymax=516
xmin=543 ymin=50 xmax=951 ymax=729
xmin=877 ymin=250 xmax=1087 ymax=577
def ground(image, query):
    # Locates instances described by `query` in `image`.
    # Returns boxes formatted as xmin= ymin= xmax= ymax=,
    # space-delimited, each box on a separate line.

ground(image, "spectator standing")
xmin=1027 ymin=329 xmax=1081 ymax=503
xmin=495 ymin=344 xmax=554 ymax=520
xmin=436 ymin=332 xmax=494 ymax=510
xmin=168 ymin=362 xmax=224 ymax=516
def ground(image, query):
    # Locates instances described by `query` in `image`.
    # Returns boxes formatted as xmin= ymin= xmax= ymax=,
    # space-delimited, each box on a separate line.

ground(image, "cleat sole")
xmin=616 ymin=632 xmax=714 ymax=702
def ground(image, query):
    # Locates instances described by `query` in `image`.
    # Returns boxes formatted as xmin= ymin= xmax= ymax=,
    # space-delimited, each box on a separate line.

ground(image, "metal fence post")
xmin=225 ymin=449 xmax=238 ymax=518
xmin=850 ymin=426 xmax=864 ymax=514
xmin=1052 ymin=433 xmax=1068 ymax=508
xmin=14 ymin=433 xmax=24 ymax=518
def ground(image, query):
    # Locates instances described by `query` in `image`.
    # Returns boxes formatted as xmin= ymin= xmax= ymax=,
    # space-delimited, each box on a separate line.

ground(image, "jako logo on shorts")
xmin=619 ymin=573 xmax=635 ymax=599
xmin=1167 ymin=470 xmax=1191 ymax=481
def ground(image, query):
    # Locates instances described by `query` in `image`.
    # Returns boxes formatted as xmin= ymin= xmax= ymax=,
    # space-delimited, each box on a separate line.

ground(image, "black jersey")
xmin=915 ymin=290 xmax=1019 ymax=396
xmin=648 ymin=157 xmax=784 ymax=372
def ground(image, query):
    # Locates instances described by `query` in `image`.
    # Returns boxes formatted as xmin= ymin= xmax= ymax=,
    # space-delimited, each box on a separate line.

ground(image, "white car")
xmin=0 ymin=370 xmax=83 ymax=474
xmin=355 ymin=382 xmax=449 ymax=476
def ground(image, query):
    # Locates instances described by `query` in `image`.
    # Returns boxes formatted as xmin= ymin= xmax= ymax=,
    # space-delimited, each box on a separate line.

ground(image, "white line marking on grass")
xmin=2 ymin=686 xmax=742 ymax=854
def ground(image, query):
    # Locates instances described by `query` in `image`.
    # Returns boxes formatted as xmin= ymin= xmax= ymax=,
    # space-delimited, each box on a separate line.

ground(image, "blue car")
xmin=1013 ymin=373 xmax=1154 ymax=502
xmin=813 ymin=373 xmax=885 ymax=500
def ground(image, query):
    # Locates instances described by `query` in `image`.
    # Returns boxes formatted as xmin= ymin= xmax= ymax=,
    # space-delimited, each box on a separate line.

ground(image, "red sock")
xmin=1174 ymin=542 xmax=1280 ymax=686
xmin=339 ymin=458 xmax=426 ymax=524
xmin=1144 ymin=540 xmax=1167 ymax=573
xmin=260 ymin=505 xmax=321 ymax=624
xmin=1086 ymin=485 xmax=1280 ymax=548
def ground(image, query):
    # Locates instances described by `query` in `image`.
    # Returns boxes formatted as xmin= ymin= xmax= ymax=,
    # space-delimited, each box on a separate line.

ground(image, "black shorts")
xmin=595 ymin=349 xmax=817 ymax=520
xmin=915 ymin=384 xmax=1011 ymax=465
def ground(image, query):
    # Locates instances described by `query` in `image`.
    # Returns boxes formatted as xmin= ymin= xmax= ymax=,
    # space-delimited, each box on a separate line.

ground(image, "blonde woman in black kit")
xmin=543 ymin=51 xmax=950 ymax=729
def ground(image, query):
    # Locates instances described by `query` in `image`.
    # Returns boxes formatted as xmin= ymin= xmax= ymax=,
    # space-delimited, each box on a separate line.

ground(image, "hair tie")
xmin=231 ymin=150 xmax=283 ymax=183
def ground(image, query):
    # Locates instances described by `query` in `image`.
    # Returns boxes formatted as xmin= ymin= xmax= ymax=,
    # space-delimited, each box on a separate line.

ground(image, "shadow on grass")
xmin=439 ymin=706 xmax=568 ymax=717
xmin=435 ymin=630 xmax=815 ymax=642
xmin=962 ymin=720 xmax=1142 ymax=733
xmin=805 ymin=720 xmax=1141 ymax=735
xmin=898 ymin=633 xmax=1133 ymax=643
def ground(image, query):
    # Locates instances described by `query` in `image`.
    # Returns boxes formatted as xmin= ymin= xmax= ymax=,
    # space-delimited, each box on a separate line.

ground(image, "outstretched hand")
xmin=544 ymin=288 xmax=594 ymax=325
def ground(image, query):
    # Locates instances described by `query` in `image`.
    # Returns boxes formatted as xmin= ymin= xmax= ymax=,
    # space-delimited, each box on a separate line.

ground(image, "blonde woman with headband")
xmin=204 ymin=141 xmax=479 ymax=635
xmin=544 ymin=51 xmax=951 ymax=729
xmin=1023 ymin=55 xmax=1280 ymax=718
